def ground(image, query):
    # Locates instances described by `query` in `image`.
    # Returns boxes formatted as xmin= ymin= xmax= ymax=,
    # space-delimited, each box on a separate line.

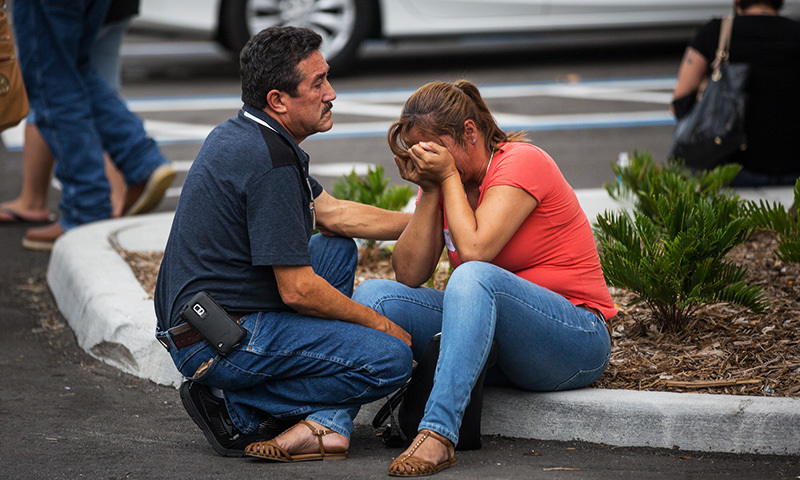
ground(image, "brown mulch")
xmin=120 ymin=230 xmax=800 ymax=398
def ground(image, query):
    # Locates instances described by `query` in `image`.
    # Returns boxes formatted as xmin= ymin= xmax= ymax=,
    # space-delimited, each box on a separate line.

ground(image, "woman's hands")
xmin=394 ymin=141 xmax=458 ymax=191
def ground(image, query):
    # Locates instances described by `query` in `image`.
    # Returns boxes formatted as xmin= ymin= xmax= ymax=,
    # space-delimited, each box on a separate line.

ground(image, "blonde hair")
xmin=388 ymin=80 xmax=528 ymax=161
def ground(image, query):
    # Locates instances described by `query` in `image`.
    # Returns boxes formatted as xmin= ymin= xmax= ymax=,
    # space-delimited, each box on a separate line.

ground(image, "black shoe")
xmin=179 ymin=380 xmax=289 ymax=457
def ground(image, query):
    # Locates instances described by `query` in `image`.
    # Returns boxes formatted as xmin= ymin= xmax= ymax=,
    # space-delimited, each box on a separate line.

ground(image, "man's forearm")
xmin=323 ymin=200 xmax=411 ymax=240
xmin=275 ymin=266 xmax=411 ymax=346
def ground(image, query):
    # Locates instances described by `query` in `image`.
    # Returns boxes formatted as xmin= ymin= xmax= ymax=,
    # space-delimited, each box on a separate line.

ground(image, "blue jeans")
xmin=14 ymin=0 xmax=167 ymax=230
xmin=352 ymin=261 xmax=611 ymax=446
xmin=91 ymin=17 xmax=132 ymax=92
xmin=162 ymin=235 xmax=413 ymax=439
xmin=25 ymin=16 xmax=130 ymax=123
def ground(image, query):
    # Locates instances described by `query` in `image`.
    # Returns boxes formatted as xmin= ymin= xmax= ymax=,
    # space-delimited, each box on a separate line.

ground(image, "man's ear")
xmin=266 ymin=89 xmax=287 ymax=113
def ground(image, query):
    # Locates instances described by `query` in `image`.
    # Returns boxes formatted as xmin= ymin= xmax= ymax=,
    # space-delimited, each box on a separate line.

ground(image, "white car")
xmin=136 ymin=0 xmax=800 ymax=70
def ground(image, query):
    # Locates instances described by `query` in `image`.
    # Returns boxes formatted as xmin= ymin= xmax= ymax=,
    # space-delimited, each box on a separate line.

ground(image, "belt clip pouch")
xmin=179 ymin=291 xmax=246 ymax=355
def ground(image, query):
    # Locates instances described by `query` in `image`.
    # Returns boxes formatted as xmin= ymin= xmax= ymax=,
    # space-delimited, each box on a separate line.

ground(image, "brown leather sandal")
xmin=387 ymin=429 xmax=457 ymax=477
xmin=244 ymin=419 xmax=348 ymax=462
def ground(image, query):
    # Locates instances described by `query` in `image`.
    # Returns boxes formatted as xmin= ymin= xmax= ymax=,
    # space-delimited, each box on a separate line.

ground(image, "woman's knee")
xmin=352 ymin=279 xmax=402 ymax=312
xmin=445 ymin=261 xmax=504 ymax=297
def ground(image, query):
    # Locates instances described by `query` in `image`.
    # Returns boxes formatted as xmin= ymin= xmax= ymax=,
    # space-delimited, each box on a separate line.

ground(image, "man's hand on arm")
xmin=313 ymin=190 xmax=411 ymax=241
xmin=272 ymin=264 xmax=412 ymax=347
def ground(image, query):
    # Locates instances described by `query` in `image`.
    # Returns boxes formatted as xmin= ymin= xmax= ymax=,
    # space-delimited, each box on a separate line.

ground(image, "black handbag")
xmin=372 ymin=333 xmax=498 ymax=451
xmin=670 ymin=16 xmax=749 ymax=170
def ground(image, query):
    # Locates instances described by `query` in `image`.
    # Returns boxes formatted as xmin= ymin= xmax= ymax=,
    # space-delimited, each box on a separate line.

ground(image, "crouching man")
xmin=154 ymin=26 xmax=412 ymax=461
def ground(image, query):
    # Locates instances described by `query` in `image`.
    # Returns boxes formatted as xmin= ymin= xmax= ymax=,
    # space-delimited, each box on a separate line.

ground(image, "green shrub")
xmin=744 ymin=178 xmax=800 ymax=263
xmin=596 ymin=194 xmax=770 ymax=332
xmin=606 ymin=151 xmax=742 ymax=225
xmin=332 ymin=165 xmax=414 ymax=212
xmin=333 ymin=165 xmax=414 ymax=262
xmin=596 ymin=152 xmax=769 ymax=332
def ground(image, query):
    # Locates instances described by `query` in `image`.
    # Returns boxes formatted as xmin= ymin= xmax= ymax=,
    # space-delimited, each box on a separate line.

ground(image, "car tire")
xmin=218 ymin=0 xmax=376 ymax=72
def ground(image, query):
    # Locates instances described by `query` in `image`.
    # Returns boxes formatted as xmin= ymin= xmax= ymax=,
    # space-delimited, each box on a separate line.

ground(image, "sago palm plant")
xmin=744 ymin=178 xmax=800 ymax=264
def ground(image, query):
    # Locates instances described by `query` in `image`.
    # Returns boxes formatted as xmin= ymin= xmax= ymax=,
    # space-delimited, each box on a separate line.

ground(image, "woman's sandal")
xmin=244 ymin=419 xmax=348 ymax=462
xmin=387 ymin=429 xmax=458 ymax=477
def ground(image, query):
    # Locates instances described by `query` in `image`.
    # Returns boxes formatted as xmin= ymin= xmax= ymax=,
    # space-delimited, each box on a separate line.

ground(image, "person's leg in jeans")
xmin=91 ymin=16 xmax=134 ymax=216
xmin=91 ymin=17 xmax=132 ymax=93
xmin=356 ymin=261 xmax=610 ymax=464
xmin=1 ymin=14 xmax=134 ymax=225
xmin=14 ymin=0 xmax=113 ymax=230
xmin=418 ymin=262 xmax=611 ymax=444
xmin=352 ymin=278 xmax=445 ymax=360
xmin=171 ymin=235 xmax=412 ymax=449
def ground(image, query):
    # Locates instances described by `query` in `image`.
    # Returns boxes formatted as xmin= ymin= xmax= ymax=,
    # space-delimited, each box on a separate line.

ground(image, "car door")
xmin=380 ymin=0 xmax=548 ymax=36
xmin=541 ymin=0 xmax=736 ymax=29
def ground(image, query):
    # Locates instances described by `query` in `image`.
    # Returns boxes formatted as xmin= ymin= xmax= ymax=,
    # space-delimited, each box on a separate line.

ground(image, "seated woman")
xmin=671 ymin=0 xmax=800 ymax=186
xmin=352 ymin=80 xmax=617 ymax=477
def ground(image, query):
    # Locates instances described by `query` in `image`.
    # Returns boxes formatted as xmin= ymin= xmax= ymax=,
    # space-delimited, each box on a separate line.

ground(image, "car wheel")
xmin=219 ymin=0 xmax=376 ymax=71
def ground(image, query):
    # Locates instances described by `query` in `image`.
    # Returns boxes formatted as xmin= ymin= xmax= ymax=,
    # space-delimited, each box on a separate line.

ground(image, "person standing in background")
xmin=671 ymin=0 xmax=800 ymax=186
xmin=9 ymin=0 xmax=174 ymax=249
xmin=1 ymin=0 xmax=142 ymax=229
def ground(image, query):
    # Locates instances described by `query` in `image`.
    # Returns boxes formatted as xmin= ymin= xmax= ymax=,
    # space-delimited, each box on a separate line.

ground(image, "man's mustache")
xmin=322 ymin=101 xmax=333 ymax=116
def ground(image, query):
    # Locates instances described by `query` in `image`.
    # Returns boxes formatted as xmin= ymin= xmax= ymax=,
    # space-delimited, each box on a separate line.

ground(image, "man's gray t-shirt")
xmin=154 ymin=104 xmax=323 ymax=331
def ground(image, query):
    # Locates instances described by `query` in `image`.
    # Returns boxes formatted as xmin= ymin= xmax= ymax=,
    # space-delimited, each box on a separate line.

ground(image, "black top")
xmin=104 ymin=0 xmax=139 ymax=25
xmin=689 ymin=15 xmax=800 ymax=175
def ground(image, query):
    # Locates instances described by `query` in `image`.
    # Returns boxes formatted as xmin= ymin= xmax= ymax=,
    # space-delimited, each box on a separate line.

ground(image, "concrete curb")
xmin=46 ymin=187 xmax=800 ymax=456
xmin=48 ymin=214 xmax=182 ymax=388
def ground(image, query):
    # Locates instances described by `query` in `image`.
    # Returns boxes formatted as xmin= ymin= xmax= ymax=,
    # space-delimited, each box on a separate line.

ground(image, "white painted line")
xmin=171 ymin=160 xmax=194 ymax=172
xmin=126 ymin=96 xmax=242 ymax=113
xmin=120 ymin=41 xmax=228 ymax=58
xmin=166 ymin=186 xmax=182 ymax=198
xmin=142 ymin=119 xmax=215 ymax=141
xmin=170 ymin=160 xmax=378 ymax=178
xmin=309 ymin=162 xmax=376 ymax=177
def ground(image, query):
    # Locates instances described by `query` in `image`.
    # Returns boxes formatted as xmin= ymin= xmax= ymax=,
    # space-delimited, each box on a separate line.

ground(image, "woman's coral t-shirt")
xmin=443 ymin=142 xmax=617 ymax=320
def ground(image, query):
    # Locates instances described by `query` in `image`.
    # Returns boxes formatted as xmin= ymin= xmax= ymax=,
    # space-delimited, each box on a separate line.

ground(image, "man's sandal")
xmin=244 ymin=419 xmax=348 ymax=462
xmin=387 ymin=429 xmax=458 ymax=477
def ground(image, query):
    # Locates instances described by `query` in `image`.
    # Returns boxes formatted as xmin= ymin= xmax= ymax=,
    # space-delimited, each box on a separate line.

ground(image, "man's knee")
xmin=310 ymin=233 xmax=357 ymax=258
xmin=375 ymin=336 xmax=413 ymax=388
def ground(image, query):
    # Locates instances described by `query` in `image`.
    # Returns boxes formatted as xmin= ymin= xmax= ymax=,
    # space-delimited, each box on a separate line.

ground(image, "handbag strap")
xmin=711 ymin=16 xmax=734 ymax=81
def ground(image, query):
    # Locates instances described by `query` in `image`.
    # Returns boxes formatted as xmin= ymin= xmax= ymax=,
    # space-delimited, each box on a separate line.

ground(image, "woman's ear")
xmin=463 ymin=120 xmax=478 ymax=144
xmin=265 ymin=90 xmax=287 ymax=113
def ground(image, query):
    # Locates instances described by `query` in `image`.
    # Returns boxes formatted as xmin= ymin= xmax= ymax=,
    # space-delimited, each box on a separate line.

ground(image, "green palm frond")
xmin=596 ymin=153 xmax=768 ymax=331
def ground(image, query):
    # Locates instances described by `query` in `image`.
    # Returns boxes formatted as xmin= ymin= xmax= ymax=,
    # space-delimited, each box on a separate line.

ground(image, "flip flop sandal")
xmin=388 ymin=429 xmax=458 ymax=477
xmin=244 ymin=419 xmax=348 ymax=462
xmin=0 ymin=207 xmax=53 ymax=225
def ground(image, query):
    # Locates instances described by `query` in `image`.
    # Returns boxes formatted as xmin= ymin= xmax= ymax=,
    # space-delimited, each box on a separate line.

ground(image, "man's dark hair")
xmin=240 ymin=26 xmax=323 ymax=108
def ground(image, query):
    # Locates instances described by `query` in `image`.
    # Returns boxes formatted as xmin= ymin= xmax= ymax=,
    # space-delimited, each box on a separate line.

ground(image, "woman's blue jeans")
xmin=352 ymin=261 xmax=611 ymax=446
xmin=164 ymin=235 xmax=413 ymax=439
xmin=13 ymin=0 xmax=167 ymax=230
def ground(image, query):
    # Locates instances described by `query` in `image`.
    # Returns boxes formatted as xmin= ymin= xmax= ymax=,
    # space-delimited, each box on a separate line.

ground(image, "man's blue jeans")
xmin=352 ymin=261 xmax=611 ymax=446
xmin=13 ymin=0 xmax=167 ymax=230
xmin=164 ymin=235 xmax=413 ymax=439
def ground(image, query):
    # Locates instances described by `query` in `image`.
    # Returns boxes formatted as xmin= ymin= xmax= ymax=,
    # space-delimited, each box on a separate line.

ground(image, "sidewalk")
xmin=46 ymin=187 xmax=800 ymax=456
